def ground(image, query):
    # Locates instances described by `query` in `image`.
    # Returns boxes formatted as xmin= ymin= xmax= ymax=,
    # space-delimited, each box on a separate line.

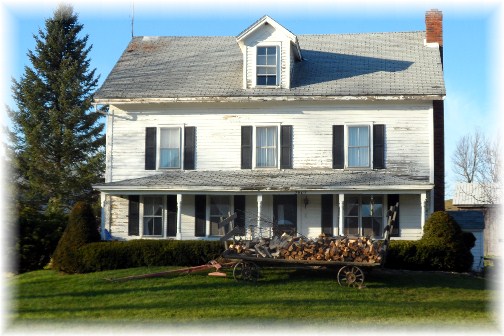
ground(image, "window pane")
xmin=349 ymin=127 xmax=359 ymax=146
xmin=348 ymin=126 xmax=369 ymax=167
xmin=266 ymin=47 xmax=276 ymax=55
xmin=210 ymin=196 xmax=230 ymax=236
xmin=160 ymin=128 xmax=181 ymax=168
xmin=257 ymin=55 xmax=266 ymax=65
xmin=344 ymin=217 xmax=359 ymax=235
xmin=257 ymin=47 xmax=277 ymax=86
xmin=160 ymin=148 xmax=180 ymax=168
xmin=160 ymin=128 xmax=180 ymax=147
xmin=257 ymin=76 xmax=267 ymax=85
xmin=143 ymin=196 xmax=163 ymax=236
xmin=359 ymin=148 xmax=369 ymax=166
xmin=345 ymin=197 xmax=359 ymax=216
xmin=257 ymin=67 xmax=267 ymax=75
xmin=362 ymin=218 xmax=382 ymax=237
xmin=256 ymin=127 xmax=277 ymax=167
xmin=358 ymin=127 xmax=369 ymax=146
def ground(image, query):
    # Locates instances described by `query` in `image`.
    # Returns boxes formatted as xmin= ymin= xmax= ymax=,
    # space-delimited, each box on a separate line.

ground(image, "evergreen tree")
xmin=10 ymin=4 xmax=105 ymax=213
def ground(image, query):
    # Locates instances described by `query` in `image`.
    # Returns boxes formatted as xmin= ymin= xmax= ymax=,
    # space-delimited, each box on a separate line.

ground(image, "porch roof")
xmin=94 ymin=169 xmax=433 ymax=194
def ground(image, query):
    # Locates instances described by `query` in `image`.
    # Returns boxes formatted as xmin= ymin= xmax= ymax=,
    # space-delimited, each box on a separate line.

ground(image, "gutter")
xmin=93 ymin=94 xmax=446 ymax=105
xmin=92 ymin=184 xmax=435 ymax=195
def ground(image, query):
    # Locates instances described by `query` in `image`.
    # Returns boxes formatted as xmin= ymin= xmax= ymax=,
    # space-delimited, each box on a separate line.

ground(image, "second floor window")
xmin=256 ymin=46 xmax=278 ymax=86
xmin=160 ymin=127 xmax=181 ymax=169
xmin=256 ymin=126 xmax=278 ymax=168
xmin=347 ymin=125 xmax=370 ymax=168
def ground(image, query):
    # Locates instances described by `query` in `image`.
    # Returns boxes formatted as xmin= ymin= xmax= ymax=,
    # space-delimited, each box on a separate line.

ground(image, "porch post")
xmin=420 ymin=192 xmax=427 ymax=231
xmin=257 ymin=194 xmax=263 ymax=229
xmin=176 ymin=194 xmax=183 ymax=240
xmin=100 ymin=192 xmax=107 ymax=240
xmin=338 ymin=194 xmax=345 ymax=236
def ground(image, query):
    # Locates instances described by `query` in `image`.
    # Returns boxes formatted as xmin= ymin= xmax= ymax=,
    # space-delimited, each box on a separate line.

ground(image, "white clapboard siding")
xmin=109 ymin=195 xmax=130 ymax=240
xmin=395 ymin=194 xmax=423 ymax=240
xmin=107 ymin=101 xmax=433 ymax=183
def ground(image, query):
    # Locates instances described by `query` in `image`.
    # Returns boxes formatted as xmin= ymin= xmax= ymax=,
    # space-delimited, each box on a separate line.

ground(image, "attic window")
xmin=256 ymin=46 xmax=278 ymax=86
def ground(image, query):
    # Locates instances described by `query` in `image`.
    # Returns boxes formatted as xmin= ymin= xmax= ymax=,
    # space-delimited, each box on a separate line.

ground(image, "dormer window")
xmin=256 ymin=46 xmax=278 ymax=86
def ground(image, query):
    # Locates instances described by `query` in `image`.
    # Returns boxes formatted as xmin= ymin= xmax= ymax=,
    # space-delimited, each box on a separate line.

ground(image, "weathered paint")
xmin=106 ymin=101 xmax=433 ymax=184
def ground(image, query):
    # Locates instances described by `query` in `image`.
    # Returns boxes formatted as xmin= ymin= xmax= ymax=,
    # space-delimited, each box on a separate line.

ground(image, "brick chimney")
xmin=426 ymin=9 xmax=443 ymax=45
xmin=425 ymin=9 xmax=443 ymax=65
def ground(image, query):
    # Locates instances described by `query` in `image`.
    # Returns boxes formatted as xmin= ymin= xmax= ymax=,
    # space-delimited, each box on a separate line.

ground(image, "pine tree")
xmin=10 ymin=4 xmax=105 ymax=213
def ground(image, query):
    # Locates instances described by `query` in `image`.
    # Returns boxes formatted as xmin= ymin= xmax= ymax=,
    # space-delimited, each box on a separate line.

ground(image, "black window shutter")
xmin=166 ymin=195 xmax=177 ymax=237
xmin=332 ymin=125 xmax=344 ymax=169
xmin=184 ymin=126 xmax=196 ymax=170
xmin=321 ymin=194 xmax=333 ymax=235
xmin=373 ymin=124 xmax=385 ymax=169
xmin=388 ymin=194 xmax=400 ymax=237
xmin=194 ymin=195 xmax=206 ymax=237
xmin=241 ymin=126 xmax=253 ymax=169
xmin=233 ymin=195 xmax=246 ymax=228
xmin=145 ymin=127 xmax=157 ymax=170
xmin=128 ymin=195 xmax=140 ymax=236
xmin=280 ymin=125 xmax=293 ymax=169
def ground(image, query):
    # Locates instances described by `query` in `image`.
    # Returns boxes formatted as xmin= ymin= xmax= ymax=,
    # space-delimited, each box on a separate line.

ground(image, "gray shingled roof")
xmin=94 ymin=169 xmax=432 ymax=192
xmin=95 ymin=31 xmax=445 ymax=101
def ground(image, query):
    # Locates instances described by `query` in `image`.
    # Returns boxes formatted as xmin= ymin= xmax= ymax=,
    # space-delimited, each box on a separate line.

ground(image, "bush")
xmin=52 ymin=201 xmax=101 ymax=273
xmin=78 ymin=240 xmax=225 ymax=273
xmin=14 ymin=207 xmax=67 ymax=273
xmin=385 ymin=211 xmax=476 ymax=272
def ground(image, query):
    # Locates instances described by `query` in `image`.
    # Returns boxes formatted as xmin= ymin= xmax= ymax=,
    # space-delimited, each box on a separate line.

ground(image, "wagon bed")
xmin=220 ymin=204 xmax=398 ymax=287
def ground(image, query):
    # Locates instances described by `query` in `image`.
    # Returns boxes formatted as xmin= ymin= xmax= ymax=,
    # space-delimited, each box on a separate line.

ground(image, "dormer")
xmin=236 ymin=16 xmax=302 ymax=90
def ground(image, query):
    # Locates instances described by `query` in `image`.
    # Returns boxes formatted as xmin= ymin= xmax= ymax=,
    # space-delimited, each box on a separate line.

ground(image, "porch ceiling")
xmin=94 ymin=169 xmax=433 ymax=194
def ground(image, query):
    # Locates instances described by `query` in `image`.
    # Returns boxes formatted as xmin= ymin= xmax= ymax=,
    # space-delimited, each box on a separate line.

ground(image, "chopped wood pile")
xmin=227 ymin=233 xmax=383 ymax=264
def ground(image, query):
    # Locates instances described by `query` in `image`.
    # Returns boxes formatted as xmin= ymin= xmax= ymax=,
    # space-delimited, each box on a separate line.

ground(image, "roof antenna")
xmin=131 ymin=1 xmax=135 ymax=38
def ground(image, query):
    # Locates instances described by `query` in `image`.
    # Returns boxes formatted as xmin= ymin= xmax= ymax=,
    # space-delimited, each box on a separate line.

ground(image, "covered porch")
xmin=94 ymin=169 xmax=434 ymax=241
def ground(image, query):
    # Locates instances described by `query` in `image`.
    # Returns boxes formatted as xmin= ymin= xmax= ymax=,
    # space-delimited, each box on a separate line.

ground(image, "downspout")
xmin=94 ymin=104 xmax=113 ymax=239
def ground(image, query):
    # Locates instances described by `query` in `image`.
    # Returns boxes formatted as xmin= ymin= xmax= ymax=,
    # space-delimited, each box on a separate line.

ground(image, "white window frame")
xmin=345 ymin=123 xmax=373 ymax=169
xmin=252 ymin=123 xmax=281 ymax=169
xmin=140 ymin=195 xmax=166 ymax=238
xmin=157 ymin=125 xmax=185 ymax=170
xmin=254 ymin=45 xmax=280 ymax=87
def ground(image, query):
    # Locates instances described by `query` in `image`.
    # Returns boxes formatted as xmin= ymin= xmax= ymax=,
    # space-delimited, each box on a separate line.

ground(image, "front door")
xmin=273 ymin=195 xmax=297 ymax=235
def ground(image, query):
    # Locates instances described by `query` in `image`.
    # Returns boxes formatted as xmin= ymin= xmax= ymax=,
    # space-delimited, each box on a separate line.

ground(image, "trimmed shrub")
xmin=385 ymin=211 xmax=476 ymax=272
xmin=78 ymin=240 xmax=224 ymax=273
xmin=52 ymin=201 xmax=101 ymax=273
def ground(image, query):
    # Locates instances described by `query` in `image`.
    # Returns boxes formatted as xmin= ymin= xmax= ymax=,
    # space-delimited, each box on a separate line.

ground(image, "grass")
xmin=5 ymin=265 xmax=500 ymax=332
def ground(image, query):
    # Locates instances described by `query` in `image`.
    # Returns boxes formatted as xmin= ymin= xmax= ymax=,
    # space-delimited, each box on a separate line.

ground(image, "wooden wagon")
xmin=220 ymin=204 xmax=398 ymax=288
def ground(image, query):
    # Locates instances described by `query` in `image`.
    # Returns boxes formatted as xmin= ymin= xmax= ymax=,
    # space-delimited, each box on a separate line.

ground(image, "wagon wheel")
xmin=337 ymin=266 xmax=365 ymax=287
xmin=233 ymin=261 xmax=259 ymax=282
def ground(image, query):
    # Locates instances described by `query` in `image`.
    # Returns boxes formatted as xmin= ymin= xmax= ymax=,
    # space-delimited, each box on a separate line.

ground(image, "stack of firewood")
xmin=227 ymin=233 xmax=383 ymax=264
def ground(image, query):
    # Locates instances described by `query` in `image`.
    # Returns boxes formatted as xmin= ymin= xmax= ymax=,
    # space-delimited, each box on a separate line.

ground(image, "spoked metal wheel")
xmin=233 ymin=261 xmax=259 ymax=282
xmin=337 ymin=266 xmax=365 ymax=288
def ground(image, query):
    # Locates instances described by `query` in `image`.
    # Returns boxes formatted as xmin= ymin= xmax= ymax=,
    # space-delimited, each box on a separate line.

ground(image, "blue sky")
xmin=1 ymin=0 xmax=502 ymax=199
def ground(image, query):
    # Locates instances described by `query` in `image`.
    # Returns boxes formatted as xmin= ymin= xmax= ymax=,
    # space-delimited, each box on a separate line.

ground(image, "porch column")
xmin=420 ymin=192 xmax=427 ymax=231
xmin=176 ymin=194 xmax=183 ymax=240
xmin=257 ymin=194 xmax=263 ymax=229
xmin=100 ymin=192 xmax=107 ymax=240
xmin=338 ymin=194 xmax=345 ymax=236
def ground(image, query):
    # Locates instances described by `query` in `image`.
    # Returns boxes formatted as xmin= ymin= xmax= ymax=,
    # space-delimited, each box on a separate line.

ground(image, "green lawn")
xmin=5 ymin=265 xmax=500 ymax=332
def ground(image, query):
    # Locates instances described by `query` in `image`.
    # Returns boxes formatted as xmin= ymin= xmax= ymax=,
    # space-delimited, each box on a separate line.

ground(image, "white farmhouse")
xmin=93 ymin=10 xmax=446 ymax=242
